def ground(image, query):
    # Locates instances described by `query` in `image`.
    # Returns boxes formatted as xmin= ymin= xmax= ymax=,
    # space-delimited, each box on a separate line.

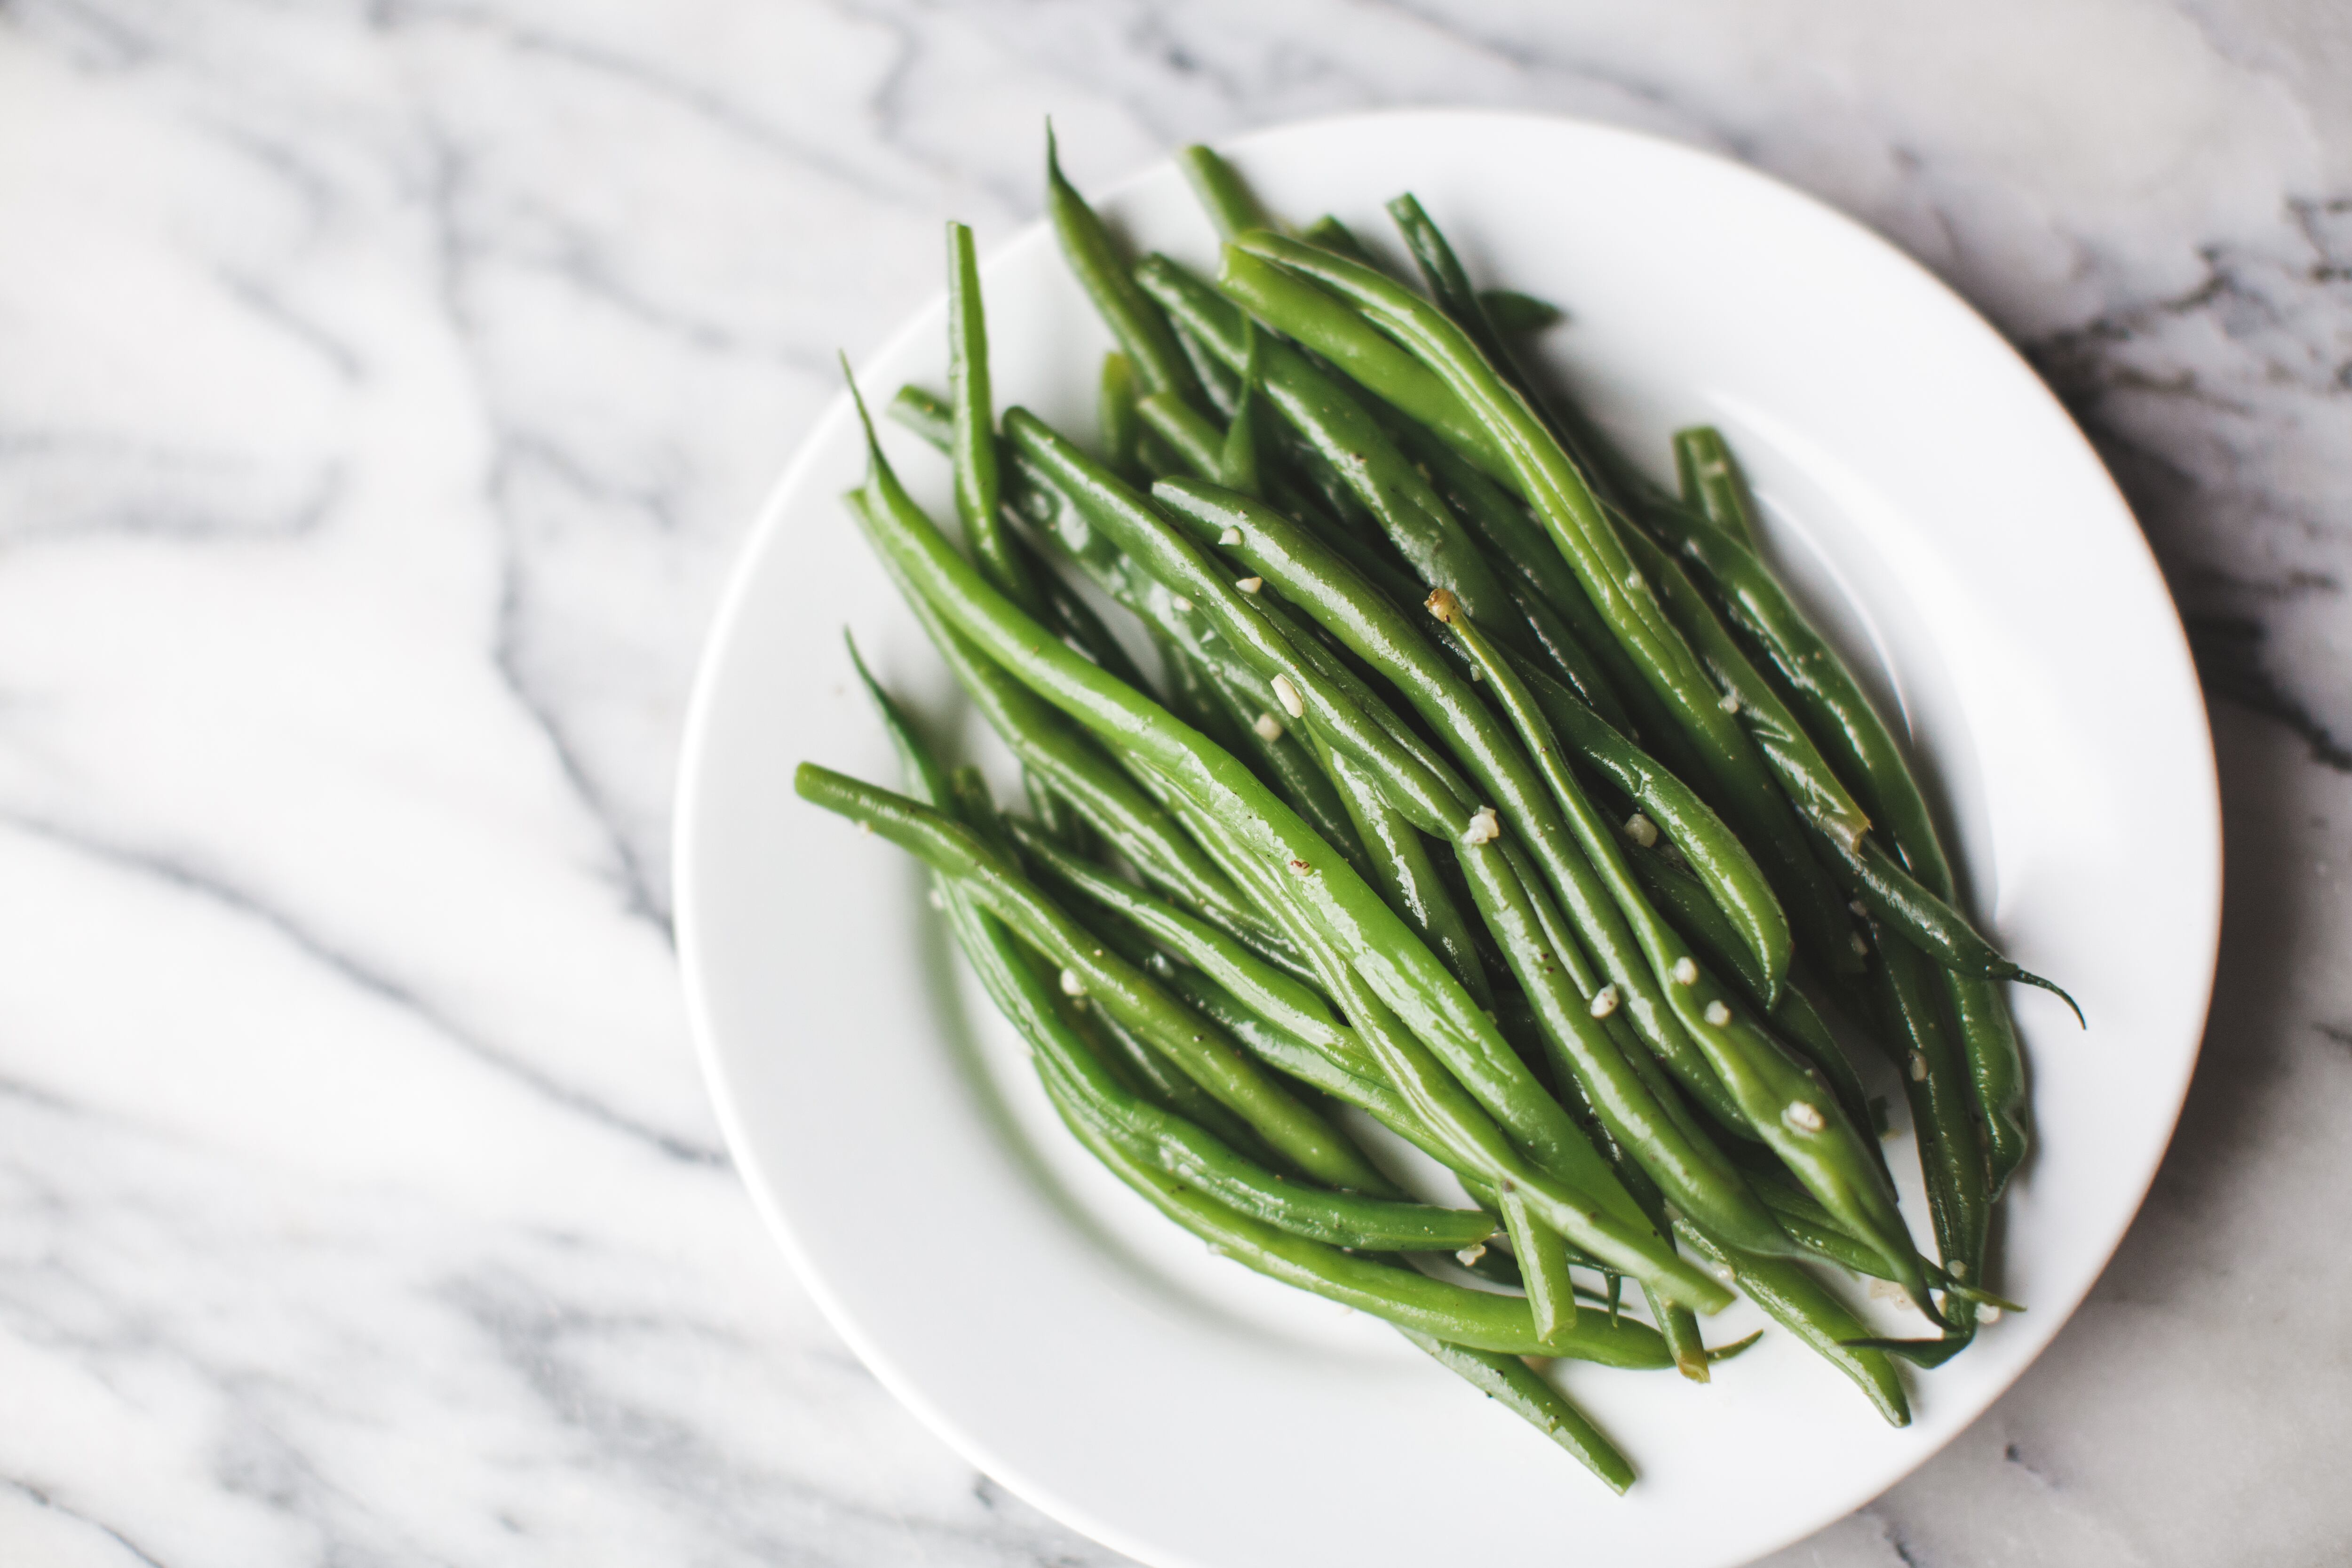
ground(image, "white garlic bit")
xmin=1719 ymin=691 xmax=1741 ymax=714
xmin=1908 ymin=1051 xmax=1928 ymax=1082
xmin=1271 ymin=673 xmax=1305 ymax=718
xmin=1455 ymin=1242 xmax=1487 ymax=1267
xmin=1703 ymin=1000 xmax=1731 ymax=1026
xmin=1588 ymin=984 xmax=1621 ymax=1019
xmin=1782 ymin=1100 xmax=1826 ymax=1134
xmin=1252 ymin=712 xmax=1285 ymax=743
xmin=1059 ymin=968 xmax=1086 ymax=997
xmin=1671 ymin=956 xmax=1699 ymax=986
xmin=1219 ymin=526 xmax=1243 ymax=546
xmin=1624 ymin=812 xmax=1659 ymax=848
xmin=1236 ymin=576 xmax=1264 ymax=595
xmin=1461 ymin=806 xmax=1501 ymax=846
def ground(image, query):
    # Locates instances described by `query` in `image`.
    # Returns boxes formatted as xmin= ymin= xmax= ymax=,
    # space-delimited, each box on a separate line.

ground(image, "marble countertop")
xmin=2 ymin=2 xmax=2345 ymax=1563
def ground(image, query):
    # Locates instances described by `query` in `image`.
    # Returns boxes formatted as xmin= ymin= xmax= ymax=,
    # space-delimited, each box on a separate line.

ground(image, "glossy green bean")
xmin=857 ymin=383 xmax=1706 ymax=1293
xmin=1640 ymin=492 xmax=2042 ymax=1180
xmin=1833 ymin=834 xmax=2082 ymax=1025
xmin=1099 ymin=352 xmax=1143 ymax=480
xmin=1313 ymin=733 xmax=1496 ymax=1009
xmin=853 ymin=487 xmax=1266 ymax=939
xmin=799 ymin=761 xmax=1388 ymax=1192
xmin=1480 ymin=287 xmax=1563 ymax=335
xmin=1619 ymin=522 xmax=1874 ymax=852
xmin=1214 ymin=243 xmax=1513 ymax=479
xmin=1045 ymin=127 xmax=1201 ymax=404
xmin=1159 ymin=481 xmax=1745 ymax=1109
xmin=1176 ymin=142 xmax=1271 ymax=240
xmin=1157 ymin=480 xmax=1808 ymax=1260
xmin=1133 ymin=253 xmax=1525 ymax=632
xmin=1673 ymin=426 xmax=1756 ymax=549
xmin=1302 ymin=214 xmax=1378 ymax=267
xmin=1052 ymin=1066 xmax=1495 ymax=1251
xmin=1047 ymin=1064 xmax=1674 ymax=1363
xmin=1869 ymin=928 xmax=1988 ymax=1323
xmin=1674 ymin=1223 xmax=1911 ymax=1427
xmin=1398 ymin=1331 xmax=1634 ymax=1492
xmin=1474 ymin=643 xmax=1794 ymax=1021
xmin=1008 ymin=818 xmax=1363 ymax=1065
xmin=1498 ymin=1186 xmax=1581 ymax=1336
xmin=946 ymin=221 xmax=1031 ymax=611
xmin=1231 ymin=231 xmax=1859 ymax=978
xmin=1429 ymin=589 xmax=1931 ymax=1306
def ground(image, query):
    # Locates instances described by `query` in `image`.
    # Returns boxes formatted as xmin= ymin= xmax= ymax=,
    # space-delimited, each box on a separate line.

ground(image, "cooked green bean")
xmin=946 ymin=220 xmax=1032 ymax=611
xmin=1673 ymin=426 xmax=1757 ymax=549
xmin=800 ymin=762 xmax=1389 ymax=1192
xmin=1640 ymin=486 xmax=2050 ymax=1178
xmin=1231 ymin=231 xmax=1868 ymax=983
xmin=1398 ymin=1331 xmax=1635 ymax=1492
xmin=1047 ymin=1062 xmax=1673 ymax=1363
xmin=1134 ymin=253 xmax=1525 ymax=632
xmin=1177 ymin=142 xmax=1272 ymax=241
xmin=1046 ymin=127 xmax=1201 ymax=404
xmin=1425 ymin=587 xmax=1932 ymax=1310
xmin=1675 ymin=1223 xmax=1911 ymax=1426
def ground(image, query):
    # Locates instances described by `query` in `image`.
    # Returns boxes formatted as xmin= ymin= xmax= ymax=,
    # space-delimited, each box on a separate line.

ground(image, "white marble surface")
xmin=0 ymin=2 xmax=2344 ymax=1563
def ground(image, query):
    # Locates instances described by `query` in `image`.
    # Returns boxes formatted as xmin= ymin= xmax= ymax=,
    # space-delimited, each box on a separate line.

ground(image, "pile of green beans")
xmin=798 ymin=135 xmax=2060 ymax=1491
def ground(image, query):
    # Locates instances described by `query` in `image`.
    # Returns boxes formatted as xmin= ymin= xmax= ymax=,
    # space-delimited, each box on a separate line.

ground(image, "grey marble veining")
xmin=0 ymin=1 xmax=2344 ymax=1563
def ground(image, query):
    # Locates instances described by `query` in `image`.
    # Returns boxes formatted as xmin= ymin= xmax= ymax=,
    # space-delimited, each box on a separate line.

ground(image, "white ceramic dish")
xmin=676 ymin=111 xmax=2219 ymax=1568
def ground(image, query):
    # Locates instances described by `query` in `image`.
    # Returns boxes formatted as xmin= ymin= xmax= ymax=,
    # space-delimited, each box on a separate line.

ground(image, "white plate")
xmin=675 ymin=111 xmax=2219 ymax=1568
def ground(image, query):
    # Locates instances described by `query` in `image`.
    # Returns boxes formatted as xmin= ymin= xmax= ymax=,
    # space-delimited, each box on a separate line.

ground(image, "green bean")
xmin=1427 ymin=588 xmax=1933 ymax=1309
xmin=1265 ymin=874 xmax=1729 ymax=1311
xmin=1133 ymin=254 xmax=1525 ymax=632
xmin=1832 ymin=834 xmax=2082 ymax=1025
xmin=1302 ymin=214 xmax=1378 ymax=267
xmin=1045 ymin=127 xmax=1201 ymax=404
xmin=1176 ymin=142 xmax=1271 ymax=240
xmin=946 ymin=221 xmax=1032 ymax=611
xmin=1398 ymin=1331 xmax=1634 ymax=1492
xmin=1619 ymin=522 xmax=1874 ymax=852
xmin=1089 ymin=1001 xmax=1279 ymax=1159
xmin=887 ymin=382 xmax=1160 ymax=700
xmin=1498 ymin=1185 xmax=1581 ymax=1336
xmin=857 ymin=382 xmax=1691 ymax=1279
xmin=1231 ymin=232 xmax=1861 ymax=978
xmin=1475 ymin=644 xmax=1795 ymax=1020
xmin=1218 ymin=320 xmax=1263 ymax=492
xmin=1869 ymin=928 xmax=1988 ymax=1323
xmin=1480 ymin=287 xmax=1563 ymax=335
xmin=1045 ymin=1060 xmax=1673 ymax=1363
xmin=1639 ymin=490 xmax=2045 ymax=1178
xmin=1009 ymin=818 xmax=1362 ymax=1063
xmin=1673 ymin=426 xmax=1756 ymax=549
xmin=1010 ymin=531 xmax=1158 ymax=698
xmin=1389 ymin=418 xmax=1632 ymax=728
xmin=853 ymin=487 xmax=1267 ymax=940
xmin=1158 ymin=784 xmax=1727 ymax=1308
xmin=1674 ymin=1223 xmax=1910 ymax=1426
xmin=1190 ymin=652 xmax=1375 ymax=883
xmin=1313 ymin=733 xmax=1496 ymax=1009
xmin=1155 ymin=480 xmax=1821 ymax=1264
xmin=1158 ymin=483 xmax=1751 ymax=1124
xmin=800 ymin=761 xmax=1388 ymax=1192
xmin=1049 ymin=1064 xmax=1495 ymax=1251
xmin=1099 ymin=352 xmax=1143 ymax=481
xmin=1214 ymin=243 xmax=1513 ymax=480
xmin=1386 ymin=192 xmax=1525 ymax=407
